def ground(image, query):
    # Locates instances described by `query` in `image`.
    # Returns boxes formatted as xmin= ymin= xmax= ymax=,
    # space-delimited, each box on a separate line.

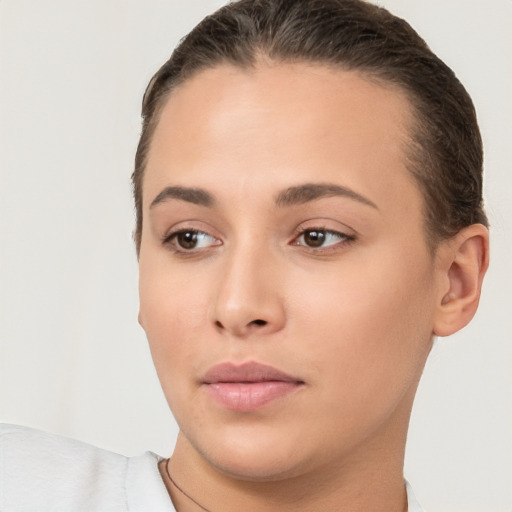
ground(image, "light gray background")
xmin=0 ymin=1 xmax=510 ymax=511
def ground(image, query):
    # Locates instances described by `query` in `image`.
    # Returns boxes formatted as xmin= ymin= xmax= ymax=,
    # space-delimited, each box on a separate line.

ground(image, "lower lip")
xmin=204 ymin=381 xmax=302 ymax=411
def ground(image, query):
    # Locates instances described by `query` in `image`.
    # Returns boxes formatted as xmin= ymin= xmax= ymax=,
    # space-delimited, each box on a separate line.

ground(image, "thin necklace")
xmin=165 ymin=459 xmax=409 ymax=512
xmin=165 ymin=459 xmax=212 ymax=512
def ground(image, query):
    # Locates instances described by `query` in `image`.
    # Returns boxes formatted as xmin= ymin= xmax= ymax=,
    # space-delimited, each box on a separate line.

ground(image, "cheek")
xmin=138 ymin=262 xmax=210 ymax=383
xmin=289 ymin=250 xmax=435 ymax=406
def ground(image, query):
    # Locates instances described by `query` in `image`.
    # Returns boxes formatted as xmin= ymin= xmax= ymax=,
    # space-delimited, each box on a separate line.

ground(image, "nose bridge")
xmin=209 ymin=236 xmax=285 ymax=336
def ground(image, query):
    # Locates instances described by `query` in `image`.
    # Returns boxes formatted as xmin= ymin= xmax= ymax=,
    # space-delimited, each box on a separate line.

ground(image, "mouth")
xmin=201 ymin=361 xmax=305 ymax=411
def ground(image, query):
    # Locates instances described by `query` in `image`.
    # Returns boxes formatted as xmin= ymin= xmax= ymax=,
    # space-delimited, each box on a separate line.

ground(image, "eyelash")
xmin=291 ymin=226 xmax=355 ymax=251
xmin=162 ymin=226 xmax=355 ymax=255
xmin=163 ymin=229 xmax=221 ymax=255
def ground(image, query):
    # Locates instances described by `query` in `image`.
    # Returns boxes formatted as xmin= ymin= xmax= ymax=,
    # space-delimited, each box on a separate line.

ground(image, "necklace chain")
xmin=165 ymin=459 xmax=409 ymax=512
xmin=165 ymin=459 xmax=212 ymax=512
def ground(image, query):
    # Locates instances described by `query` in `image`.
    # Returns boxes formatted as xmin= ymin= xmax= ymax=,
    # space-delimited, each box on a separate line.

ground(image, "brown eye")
xmin=166 ymin=229 xmax=221 ymax=252
xmin=175 ymin=231 xmax=199 ymax=249
xmin=294 ymin=229 xmax=352 ymax=249
xmin=303 ymin=230 xmax=326 ymax=247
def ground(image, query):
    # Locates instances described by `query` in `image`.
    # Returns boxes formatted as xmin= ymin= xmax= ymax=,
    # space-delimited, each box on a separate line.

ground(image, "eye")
xmin=293 ymin=229 xmax=353 ymax=249
xmin=165 ymin=229 xmax=221 ymax=252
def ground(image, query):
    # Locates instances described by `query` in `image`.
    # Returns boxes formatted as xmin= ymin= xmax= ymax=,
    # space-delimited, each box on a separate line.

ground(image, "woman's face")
xmin=138 ymin=63 xmax=442 ymax=480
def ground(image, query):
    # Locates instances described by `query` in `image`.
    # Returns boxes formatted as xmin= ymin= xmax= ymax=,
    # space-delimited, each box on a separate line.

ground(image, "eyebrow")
xmin=150 ymin=186 xmax=215 ymax=209
xmin=275 ymin=183 xmax=378 ymax=209
xmin=149 ymin=182 xmax=378 ymax=210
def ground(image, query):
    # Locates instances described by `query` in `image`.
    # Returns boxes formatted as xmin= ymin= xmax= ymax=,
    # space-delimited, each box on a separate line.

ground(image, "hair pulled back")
xmin=133 ymin=0 xmax=488 ymax=253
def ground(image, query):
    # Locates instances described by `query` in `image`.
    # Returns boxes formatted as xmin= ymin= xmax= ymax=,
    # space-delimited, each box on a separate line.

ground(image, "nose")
xmin=208 ymin=245 xmax=286 ymax=338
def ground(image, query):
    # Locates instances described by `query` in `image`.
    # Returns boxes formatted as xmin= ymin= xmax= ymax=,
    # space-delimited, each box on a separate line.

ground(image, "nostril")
xmin=251 ymin=319 xmax=267 ymax=326
xmin=215 ymin=320 xmax=224 ymax=329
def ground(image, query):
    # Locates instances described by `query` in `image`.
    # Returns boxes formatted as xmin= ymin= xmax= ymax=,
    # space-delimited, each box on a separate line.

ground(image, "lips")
xmin=201 ymin=362 xmax=304 ymax=411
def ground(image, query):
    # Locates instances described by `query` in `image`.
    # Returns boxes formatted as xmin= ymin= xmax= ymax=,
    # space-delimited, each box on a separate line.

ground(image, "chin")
xmin=186 ymin=422 xmax=314 ymax=482
xmin=206 ymin=451 xmax=305 ymax=482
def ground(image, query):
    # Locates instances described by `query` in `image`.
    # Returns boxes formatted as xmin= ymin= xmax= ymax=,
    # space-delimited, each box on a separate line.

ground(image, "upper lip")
xmin=202 ymin=362 xmax=303 ymax=384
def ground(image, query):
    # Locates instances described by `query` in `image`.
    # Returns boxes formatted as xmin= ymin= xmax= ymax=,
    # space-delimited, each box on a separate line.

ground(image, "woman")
xmin=0 ymin=0 xmax=492 ymax=510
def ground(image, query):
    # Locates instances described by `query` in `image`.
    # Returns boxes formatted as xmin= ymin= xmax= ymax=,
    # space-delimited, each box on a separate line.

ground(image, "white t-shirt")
xmin=0 ymin=424 xmax=423 ymax=511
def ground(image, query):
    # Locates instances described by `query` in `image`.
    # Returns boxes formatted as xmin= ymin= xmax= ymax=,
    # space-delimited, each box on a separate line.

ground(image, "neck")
xmin=160 ymin=418 xmax=410 ymax=512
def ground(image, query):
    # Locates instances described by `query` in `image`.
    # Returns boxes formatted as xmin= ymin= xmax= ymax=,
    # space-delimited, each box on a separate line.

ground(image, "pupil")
xmin=305 ymin=230 xmax=325 ymax=247
xmin=178 ymin=231 xmax=198 ymax=249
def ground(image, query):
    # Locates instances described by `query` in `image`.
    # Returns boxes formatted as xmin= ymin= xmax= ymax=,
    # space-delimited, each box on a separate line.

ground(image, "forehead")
xmin=144 ymin=62 xmax=421 ymax=219
xmin=152 ymin=62 xmax=413 ymax=152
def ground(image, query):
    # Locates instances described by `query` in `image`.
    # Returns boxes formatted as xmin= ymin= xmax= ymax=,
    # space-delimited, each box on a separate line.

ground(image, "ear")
xmin=433 ymin=224 xmax=489 ymax=337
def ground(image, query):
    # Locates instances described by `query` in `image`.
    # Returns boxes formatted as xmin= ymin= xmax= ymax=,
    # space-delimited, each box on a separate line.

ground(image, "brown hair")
xmin=132 ymin=0 xmax=488 ymax=254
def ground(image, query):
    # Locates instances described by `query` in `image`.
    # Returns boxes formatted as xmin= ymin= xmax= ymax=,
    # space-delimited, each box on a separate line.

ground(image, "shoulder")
xmin=1 ymin=423 xmax=128 ymax=511
xmin=0 ymin=423 xmax=174 ymax=512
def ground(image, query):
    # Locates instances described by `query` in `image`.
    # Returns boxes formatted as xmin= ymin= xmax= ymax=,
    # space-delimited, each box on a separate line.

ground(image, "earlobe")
xmin=433 ymin=224 xmax=489 ymax=337
xmin=138 ymin=310 xmax=145 ymax=329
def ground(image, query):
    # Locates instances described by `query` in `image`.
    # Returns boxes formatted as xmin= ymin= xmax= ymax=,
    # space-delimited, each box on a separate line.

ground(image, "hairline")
xmin=135 ymin=57 xmax=447 ymax=256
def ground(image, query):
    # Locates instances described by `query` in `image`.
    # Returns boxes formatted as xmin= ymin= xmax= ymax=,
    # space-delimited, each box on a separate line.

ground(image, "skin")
xmin=138 ymin=62 xmax=489 ymax=512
